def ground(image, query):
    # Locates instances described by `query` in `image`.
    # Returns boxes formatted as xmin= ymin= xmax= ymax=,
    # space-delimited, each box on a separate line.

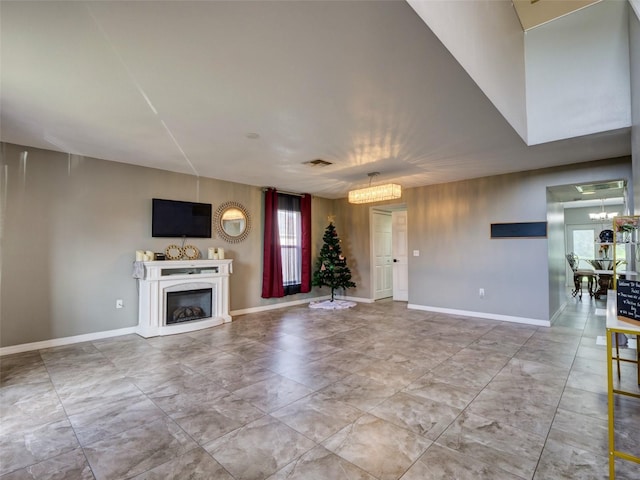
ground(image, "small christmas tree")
xmin=312 ymin=222 xmax=356 ymax=301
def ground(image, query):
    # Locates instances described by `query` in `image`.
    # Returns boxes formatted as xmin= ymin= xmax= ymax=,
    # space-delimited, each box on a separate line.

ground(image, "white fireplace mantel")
xmin=136 ymin=259 xmax=232 ymax=337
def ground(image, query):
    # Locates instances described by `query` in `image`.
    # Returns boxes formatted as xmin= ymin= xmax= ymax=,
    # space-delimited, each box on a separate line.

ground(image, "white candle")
xmin=208 ymin=247 xmax=216 ymax=260
xmin=143 ymin=253 xmax=151 ymax=261
xmin=136 ymin=250 xmax=144 ymax=261
xmin=145 ymin=251 xmax=155 ymax=260
xmin=217 ymin=248 xmax=225 ymax=259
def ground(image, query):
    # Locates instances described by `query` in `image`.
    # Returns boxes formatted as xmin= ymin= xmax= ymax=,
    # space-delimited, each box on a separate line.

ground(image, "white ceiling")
xmin=408 ymin=0 xmax=631 ymax=146
xmin=0 ymin=0 xmax=632 ymax=199
xmin=512 ymin=0 xmax=601 ymax=31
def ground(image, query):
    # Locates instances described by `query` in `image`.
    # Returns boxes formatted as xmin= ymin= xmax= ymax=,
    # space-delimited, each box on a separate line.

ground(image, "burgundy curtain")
xmin=261 ymin=188 xmax=284 ymax=298
xmin=300 ymin=194 xmax=312 ymax=293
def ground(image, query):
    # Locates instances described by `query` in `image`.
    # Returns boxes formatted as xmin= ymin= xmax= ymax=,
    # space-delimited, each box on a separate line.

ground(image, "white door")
xmin=392 ymin=210 xmax=409 ymax=301
xmin=372 ymin=211 xmax=393 ymax=299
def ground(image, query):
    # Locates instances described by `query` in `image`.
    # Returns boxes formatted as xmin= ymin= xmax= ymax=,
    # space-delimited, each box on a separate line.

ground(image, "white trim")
xmin=335 ymin=295 xmax=375 ymax=304
xmin=3 ymin=295 xmax=377 ymax=356
xmin=230 ymin=296 xmax=331 ymax=316
xmin=230 ymin=294 xmax=374 ymax=316
xmin=407 ymin=304 xmax=551 ymax=327
xmin=0 ymin=327 xmax=138 ymax=356
xmin=549 ymin=300 xmax=568 ymax=324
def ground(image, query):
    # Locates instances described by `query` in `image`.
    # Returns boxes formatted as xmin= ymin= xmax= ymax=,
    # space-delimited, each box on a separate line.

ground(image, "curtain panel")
xmin=300 ymin=193 xmax=312 ymax=293
xmin=261 ymin=188 xmax=284 ymax=298
xmin=261 ymin=189 xmax=311 ymax=298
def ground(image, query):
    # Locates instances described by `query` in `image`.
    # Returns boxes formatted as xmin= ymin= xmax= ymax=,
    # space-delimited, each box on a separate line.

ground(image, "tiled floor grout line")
xmin=3 ymin=296 xmax=637 ymax=479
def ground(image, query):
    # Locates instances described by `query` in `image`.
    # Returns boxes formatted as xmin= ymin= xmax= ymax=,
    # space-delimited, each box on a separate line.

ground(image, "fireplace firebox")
xmin=166 ymin=288 xmax=212 ymax=324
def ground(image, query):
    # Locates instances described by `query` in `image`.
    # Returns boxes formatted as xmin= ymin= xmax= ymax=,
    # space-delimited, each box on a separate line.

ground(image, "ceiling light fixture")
xmin=575 ymin=180 xmax=624 ymax=194
xmin=348 ymin=172 xmax=402 ymax=204
xmin=589 ymin=211 xmax=617 ymax=221
xmin=589 ymin=199 xmax=618 ymax=221
xmin=303 ymin=159 xmax=333 ymax=167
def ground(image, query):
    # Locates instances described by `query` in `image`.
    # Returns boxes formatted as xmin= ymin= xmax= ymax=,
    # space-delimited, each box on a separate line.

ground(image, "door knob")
xmin=393 ymin=259 xmax=398 ymax=262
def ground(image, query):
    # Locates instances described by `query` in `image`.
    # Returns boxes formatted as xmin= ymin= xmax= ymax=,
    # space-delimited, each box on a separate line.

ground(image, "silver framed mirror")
xmin=214 ymin=201 xmax=251 ymax=243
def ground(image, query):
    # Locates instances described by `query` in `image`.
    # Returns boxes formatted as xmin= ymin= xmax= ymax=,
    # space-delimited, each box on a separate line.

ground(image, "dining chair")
xmin=566 ymin=253 xmax=594 ymax=299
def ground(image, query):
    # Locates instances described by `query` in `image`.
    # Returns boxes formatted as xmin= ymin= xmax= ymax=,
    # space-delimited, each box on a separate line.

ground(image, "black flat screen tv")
xmin=152 ymin=198 xmax=212 ymax=238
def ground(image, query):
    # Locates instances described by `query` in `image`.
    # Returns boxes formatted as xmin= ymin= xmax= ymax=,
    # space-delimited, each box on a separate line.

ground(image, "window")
xmin=570 ymin=227 xmax=625 ymax=267
xmin=261 ymin=188 xmax=311 ymax=299
xmin=572 ymin=229 xmax=595 ymax=268
xmin=278 ymin=194 xmax=302 ymax=295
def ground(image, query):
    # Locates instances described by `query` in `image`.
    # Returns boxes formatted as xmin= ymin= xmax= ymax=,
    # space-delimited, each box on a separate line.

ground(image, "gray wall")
xmin=405 ymin=171 xmax=552 ymax=320
xmin=0 ymin=143 xmax=332 ymax=347
xmin=337 ymin=158 xmax=632 ymax=323
xmin=0 ymin=141 xmax=633 ymax=348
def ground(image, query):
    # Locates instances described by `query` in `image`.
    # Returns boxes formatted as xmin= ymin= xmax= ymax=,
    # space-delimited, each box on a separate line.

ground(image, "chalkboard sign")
xmin=490 ymin=222 xmax=547 ymax=238
xmin=616 ymin=279 xmax=640 ymax=324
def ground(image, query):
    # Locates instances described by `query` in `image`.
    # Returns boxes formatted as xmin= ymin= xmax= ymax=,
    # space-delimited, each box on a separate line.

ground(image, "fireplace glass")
xmin=166 ymin=288 xmax=212 ymax=325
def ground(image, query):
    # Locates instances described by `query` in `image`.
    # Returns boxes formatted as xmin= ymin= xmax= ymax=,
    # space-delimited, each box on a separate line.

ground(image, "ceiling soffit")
xmin=512 ymin=0 xmax=601 ymax=31
xmin=407 ymin=0 xmax=631 ymax=147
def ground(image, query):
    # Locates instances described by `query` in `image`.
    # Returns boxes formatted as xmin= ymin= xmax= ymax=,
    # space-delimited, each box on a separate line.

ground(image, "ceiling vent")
xmin=575 ymin=180 xmax=624 ymax=194
xmin=304 ymin=159 xmax=333 ymax=167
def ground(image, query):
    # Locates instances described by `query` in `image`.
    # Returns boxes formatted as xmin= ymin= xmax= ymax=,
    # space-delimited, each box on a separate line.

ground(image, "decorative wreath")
xmin=164 ymin=244 xmax=184 ymax=260
xmin=183 ymin=245 xmax=200 ymax=260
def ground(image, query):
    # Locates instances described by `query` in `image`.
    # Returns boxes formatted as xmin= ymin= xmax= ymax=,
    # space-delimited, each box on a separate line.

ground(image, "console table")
xmin=605 ymin=290 xmax=640 ymax=479
xmin=136 ymin=259 xmax=232 ymax=337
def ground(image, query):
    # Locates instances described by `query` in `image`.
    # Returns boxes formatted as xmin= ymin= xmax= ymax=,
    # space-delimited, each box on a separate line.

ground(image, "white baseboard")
xmin=335 ymin=295 xmax=375 ymax=304
xmin=231 ymin=296 xmax=331 ymax=316
xmin=407 ymin=304 xmax=551 ymax=327
xmin=3 ymin=295 xmax=378 ymax=356
xmin=0 ymin=327 xmax=138 ymax=356
xmin=549 ymin=300 xmax=568 ymax=324
xmin=231 ymin=294 xmax=374 ymax=316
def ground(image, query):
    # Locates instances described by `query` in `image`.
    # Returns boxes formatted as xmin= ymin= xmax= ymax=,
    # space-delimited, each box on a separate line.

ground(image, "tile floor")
xmin=1 ymin=296 xmax=639 ymax=479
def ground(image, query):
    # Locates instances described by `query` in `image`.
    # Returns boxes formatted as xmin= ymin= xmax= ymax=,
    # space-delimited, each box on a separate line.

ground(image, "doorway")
xmin=370 ymin=206 xmax=408 ymax=301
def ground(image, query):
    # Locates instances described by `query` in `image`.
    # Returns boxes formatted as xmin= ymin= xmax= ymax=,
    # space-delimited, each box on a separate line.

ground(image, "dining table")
xmin=585 ymin=259 xmax=625 ymax=299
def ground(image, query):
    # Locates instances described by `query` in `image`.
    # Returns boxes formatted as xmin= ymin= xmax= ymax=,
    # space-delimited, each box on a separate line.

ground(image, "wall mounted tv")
xmin=152 ymin=198 xmax=212 ymax=238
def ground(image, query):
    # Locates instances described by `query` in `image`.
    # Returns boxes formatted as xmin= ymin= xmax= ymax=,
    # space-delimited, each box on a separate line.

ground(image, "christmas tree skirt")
xmin=309 ymin=299 xmax=356 ymax=310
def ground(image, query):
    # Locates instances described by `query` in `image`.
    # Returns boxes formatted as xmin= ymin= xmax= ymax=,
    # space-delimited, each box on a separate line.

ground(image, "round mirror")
xmin=221 ymin=208 xmax=246 ymax=237
xmin=214 ymin=201 xmax=251 ymax=243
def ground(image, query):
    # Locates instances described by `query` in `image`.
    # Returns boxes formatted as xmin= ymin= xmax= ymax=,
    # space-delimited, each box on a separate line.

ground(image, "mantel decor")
xmin=165 ymin=244 xmax=184 ymax=260
xmin=214 ymin=201 xmax=251 ymax=243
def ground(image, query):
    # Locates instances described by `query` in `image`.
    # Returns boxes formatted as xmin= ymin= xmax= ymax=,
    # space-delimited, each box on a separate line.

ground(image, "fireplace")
xmin=136 ymin=259 xmax=232 ymax=337
xmin=166 ymin=288 xmax=212 ymax=324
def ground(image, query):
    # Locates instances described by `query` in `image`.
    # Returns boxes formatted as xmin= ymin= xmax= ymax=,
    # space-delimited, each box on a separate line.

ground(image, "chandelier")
xmin=588 ymin=199 xmax=617 ymax=221
xmin=588 ymin=211 xmax=617 ymax=221
xmin=348 ymin=172 xmax=402 ymax=204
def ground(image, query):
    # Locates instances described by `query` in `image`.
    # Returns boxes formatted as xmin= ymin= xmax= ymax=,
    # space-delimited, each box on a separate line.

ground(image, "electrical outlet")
xmin=479 ymin=288 xmax=485 ymax=298
xmin=116 ymin=299 xmax=124 ymax=309
xmin=413 ymin=250 xmax=420 ymax=256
